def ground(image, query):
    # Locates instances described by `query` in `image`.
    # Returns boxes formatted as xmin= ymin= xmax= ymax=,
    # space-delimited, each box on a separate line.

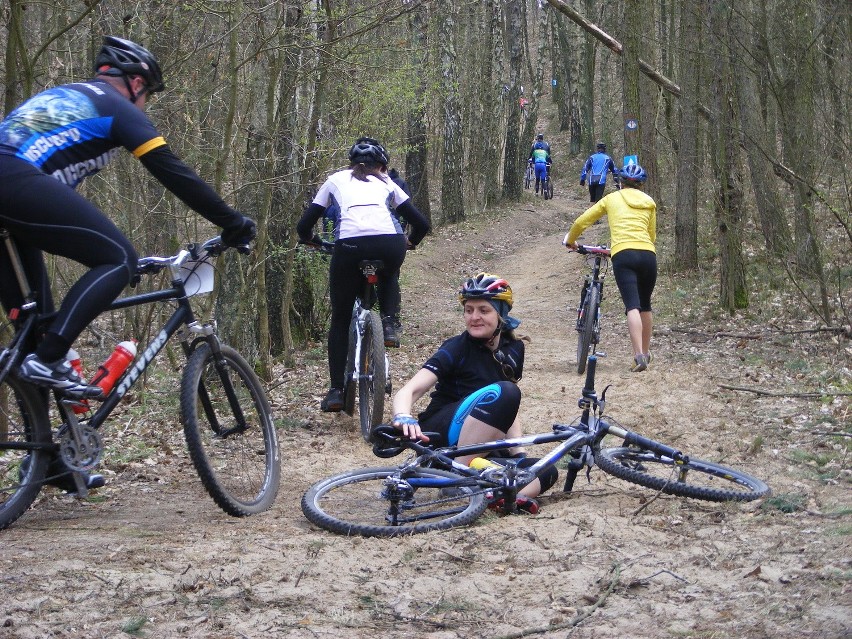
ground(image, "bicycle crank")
xmin=57 ymin=423 xmax=104 ymax=472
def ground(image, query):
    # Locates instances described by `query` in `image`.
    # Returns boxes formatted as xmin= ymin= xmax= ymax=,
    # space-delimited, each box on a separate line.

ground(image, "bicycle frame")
xmin=0 ymin=237 xmax=231 ymax=453
xmin=374 ymin=357 xmax=682 ymax=497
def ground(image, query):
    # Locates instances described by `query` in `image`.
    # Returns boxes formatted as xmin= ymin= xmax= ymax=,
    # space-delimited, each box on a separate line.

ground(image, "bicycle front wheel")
xmin=544 ymin=177 xmax=553 ymax=199
xmin=0 ymin=375 xmax=51 ymax=530
xmin=358 ymin=312 xmax=386 ymax=442
xmin=524 ymin=167 xmax=532 ymax=189
xmin=302 ymin=466 xmax=488 ymax=537
xmin=596 ymin=446 xmax=770 ymax=502
xmin=181 ymin=343 xmax=280 ymax=516
xmin=576 ymin=284 xmax=599 ymax=374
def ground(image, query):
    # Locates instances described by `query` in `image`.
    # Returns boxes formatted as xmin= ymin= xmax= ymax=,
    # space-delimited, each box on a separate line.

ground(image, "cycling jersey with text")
xmin=0 ymin=81 xmax=165 ymax=188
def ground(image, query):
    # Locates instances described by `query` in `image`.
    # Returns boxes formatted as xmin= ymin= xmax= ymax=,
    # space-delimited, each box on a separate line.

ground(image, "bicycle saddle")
xmin=369 ymin=424 xmax=440 ymax=458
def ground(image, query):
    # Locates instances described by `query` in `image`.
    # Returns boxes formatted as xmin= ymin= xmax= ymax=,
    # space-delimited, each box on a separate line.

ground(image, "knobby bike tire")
xmin=0 ymin=375 xmax=52 ymax=530
xmin=544 ymin=178 xmax=553 ymax=199
xmin=343 ymin=314 xmax=357 ymax=417
xmin=524 ymin=168 xmax=532 ymax=189
xmin=596 ymin=446 xmax=770 ymax=502
xmin=576 ymin=285 xmax=599 ymax=375
xmin=301 ymin=466 xmax=488 ymax=537
xmin=181 ymin=343 xmax=280 ymax=516
xmin=358 ymin=312 xmax=386 ymax=443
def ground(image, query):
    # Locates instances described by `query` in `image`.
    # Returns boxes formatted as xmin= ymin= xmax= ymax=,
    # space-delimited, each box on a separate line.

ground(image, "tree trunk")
xmin=438 ymin=0 xmax=465 ymax=223
xmin=674 ymin=3 xmax=701 ymax=270
xmin=580 ymin=0 xmax=597 ymax=151
xmin=482 ymin=0 xmax=506 ymax=208
xmin=774 ymin=0 xmax=831 ymax=320
xmin=405 ymin=3 xmax=432 ymax=224
xmin=708 ymin=0 xmax=748 ymax=311
xmin=621 ymin=1 xmax=640 ymax=160
xmin=501 ymin=0 xmax=524 ymax=201
xmin=732 ymin=0 xmax=792 ymax=260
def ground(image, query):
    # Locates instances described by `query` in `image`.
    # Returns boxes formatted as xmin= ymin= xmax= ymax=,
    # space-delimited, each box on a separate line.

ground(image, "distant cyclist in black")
xmin=0 ymin=36 xmax=256 ymax=491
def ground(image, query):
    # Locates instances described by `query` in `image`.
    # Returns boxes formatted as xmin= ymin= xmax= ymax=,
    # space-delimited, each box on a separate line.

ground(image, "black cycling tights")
xmin=327 ymin=234 xmax=407 ymax=388
xmin=0 ymin=156 xmax=137 ymax=361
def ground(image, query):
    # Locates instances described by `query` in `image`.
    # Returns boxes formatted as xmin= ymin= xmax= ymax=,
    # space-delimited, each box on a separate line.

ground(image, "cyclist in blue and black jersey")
xmin=0 ymin=35 xmax=256 ymax=396
xmin=0 ymin=36 xmax=256 ymax=492
xmin=528 ymin=133 xmax=552 ymax=195
xmin=580 ymin=142 xmax=619 ymax=202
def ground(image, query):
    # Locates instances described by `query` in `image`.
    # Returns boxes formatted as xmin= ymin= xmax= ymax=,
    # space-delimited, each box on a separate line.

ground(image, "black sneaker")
xmin=382 ymin=317 xmax=401 ymax=348
xmin=19 ymin=354 xmax=102 ymax=397
xmin=19 ymin=454 xmax=105 ymax=495
xmin=321 ymin=387 xmax=344 ymax=412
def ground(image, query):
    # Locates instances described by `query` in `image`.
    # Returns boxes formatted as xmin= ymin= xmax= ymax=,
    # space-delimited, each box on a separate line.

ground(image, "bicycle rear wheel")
xmin=342 ymin=314 xmax=357 ymax=416
xmin=358 ymin=312 xmax=386 ymax=442
xmin=596 ymin=446 xmax=770 ymax=502
xmin=181 ymin=342 xmax=280 ymax=516
xmin=524 ymin=166 xmax=532 ymax=189
xmin=0 ymin=374 xmax=51 ymax=530
xmin=544 ymin=177 xmax=553 ymax=199
xmin=302 ymin=466 xmax=488 ymax=537
xmin=576 ymin=284 xmax=599 ymax=375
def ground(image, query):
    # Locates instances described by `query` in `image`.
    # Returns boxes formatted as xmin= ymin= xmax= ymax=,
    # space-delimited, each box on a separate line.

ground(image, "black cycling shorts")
xmin=612 ymin=249 xmax=657 ymax=313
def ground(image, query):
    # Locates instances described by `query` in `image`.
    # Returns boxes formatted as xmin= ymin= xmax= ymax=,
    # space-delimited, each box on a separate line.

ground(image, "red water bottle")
xmin=92 ymin=340 xmax=137 ymax=394
xmin=65 ymin=348 xmax=91 ymax=414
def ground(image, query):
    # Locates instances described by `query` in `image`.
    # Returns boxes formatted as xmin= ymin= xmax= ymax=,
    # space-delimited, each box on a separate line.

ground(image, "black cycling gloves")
xmin=221 ymin=216 xmax=257 ymax=247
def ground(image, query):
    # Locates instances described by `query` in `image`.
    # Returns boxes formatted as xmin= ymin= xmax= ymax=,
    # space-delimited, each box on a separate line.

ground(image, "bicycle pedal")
xmin=595 ymin=351 xmax=607 ymax=358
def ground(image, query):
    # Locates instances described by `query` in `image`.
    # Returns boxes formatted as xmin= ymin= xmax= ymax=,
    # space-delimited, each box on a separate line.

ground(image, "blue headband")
xmin=489 ymin=300 xmax=521 ymax=330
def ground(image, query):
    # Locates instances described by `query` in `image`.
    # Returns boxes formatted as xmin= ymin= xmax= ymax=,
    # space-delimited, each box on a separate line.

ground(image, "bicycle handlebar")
xmin=297 ymin=238 xmax=335 ymax=254
xmin=568 ymin=244 xmax=610 ymax=257
xmin=135 ymin=236 xmax=234 ymax=276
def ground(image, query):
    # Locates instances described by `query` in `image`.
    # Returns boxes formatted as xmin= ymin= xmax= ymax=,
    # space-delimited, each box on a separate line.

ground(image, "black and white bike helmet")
xmin=348 ymin=137 xmax=390 ymax=166
xmin=94 ymin=36 xmax=164 ymax=93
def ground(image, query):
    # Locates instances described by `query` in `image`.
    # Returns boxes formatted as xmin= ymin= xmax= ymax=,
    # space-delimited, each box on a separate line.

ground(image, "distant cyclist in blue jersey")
xmin=0 ymin=36 xmax=256 ymax=492
xmin=580 ymin=142 xmax=619 ymax=202
xmin=528 ymin=133 xmax=552 ymax=196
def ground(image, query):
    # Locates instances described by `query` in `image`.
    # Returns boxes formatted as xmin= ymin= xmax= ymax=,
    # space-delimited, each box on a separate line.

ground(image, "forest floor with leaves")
xmin=0 ymin=181 xmax=849 ymax=639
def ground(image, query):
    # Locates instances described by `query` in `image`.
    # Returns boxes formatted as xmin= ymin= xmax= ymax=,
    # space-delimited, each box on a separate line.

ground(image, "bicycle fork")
xmin=185 ymin=324 xmax=249 ymax=437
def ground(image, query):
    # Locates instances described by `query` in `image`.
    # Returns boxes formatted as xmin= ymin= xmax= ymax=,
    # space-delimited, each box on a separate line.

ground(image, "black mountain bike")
xmin=301 ymin=355 xmax=769 ymax=537
xmin=300 ymin=241 xmax=391 ymax=441
xmin=0 ymin=232 xmax=280 ymax=530
xmin=571 ymin=244 xmax=610 ymax=375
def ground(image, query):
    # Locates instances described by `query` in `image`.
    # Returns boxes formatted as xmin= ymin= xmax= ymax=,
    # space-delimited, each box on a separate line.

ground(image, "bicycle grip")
xmin=622 ymin=432 xmax=685 ymax=462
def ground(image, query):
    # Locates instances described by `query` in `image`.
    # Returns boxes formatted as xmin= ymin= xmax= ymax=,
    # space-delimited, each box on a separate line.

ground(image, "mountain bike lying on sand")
xmin=0 ymin=232 xmax=280 ymax=530
xmin=301 ymin=356 xmax=770 ymax=537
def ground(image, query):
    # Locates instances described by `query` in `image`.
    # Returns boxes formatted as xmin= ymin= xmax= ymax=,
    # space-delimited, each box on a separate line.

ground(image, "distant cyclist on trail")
xmin=580 ymin=142 xmax=619 ymax=203
xmin=564 ymin=163 xmax=657 ymax=373
xmin=0 ymin=35 xmax=256 ymax=492
xmin=297 ymin=137 xmax=430 ymax=413
xmin=528 ymin=133 xmax=552 ymax=196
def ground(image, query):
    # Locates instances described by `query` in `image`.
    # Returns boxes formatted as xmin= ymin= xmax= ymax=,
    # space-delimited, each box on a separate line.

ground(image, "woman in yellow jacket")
xmin=563 ymin=164 xmax=656 ymax=372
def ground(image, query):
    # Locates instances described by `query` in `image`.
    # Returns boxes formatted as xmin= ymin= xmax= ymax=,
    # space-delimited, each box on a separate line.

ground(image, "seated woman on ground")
xmin=390 ymin=273 xmax=559 ymax=513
